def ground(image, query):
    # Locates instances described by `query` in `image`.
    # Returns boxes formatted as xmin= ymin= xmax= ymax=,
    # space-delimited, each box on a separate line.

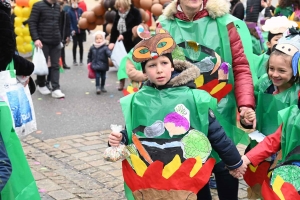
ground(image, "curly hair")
xmin=278 ymin=0 xmax=300 ymax=9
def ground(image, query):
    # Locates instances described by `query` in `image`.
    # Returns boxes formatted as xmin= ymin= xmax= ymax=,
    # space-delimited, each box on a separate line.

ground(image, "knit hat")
xmin=276 ymin=27 xmax=300 ymax=76
xmin=93 ymin=31 xmax=105 ymax=41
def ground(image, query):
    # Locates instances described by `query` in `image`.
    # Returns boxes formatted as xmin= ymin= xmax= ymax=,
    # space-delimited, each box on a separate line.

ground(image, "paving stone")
xmin=43 ymin=139 xmax=57 ymax=143
xmin=83 ymin=132 xmax=103 ymax=137
xmin=85 ymin=150 xmax=99 ymax=155
xmin=31 ymin=169 xmax=46 ymax=180
xmin=48 ymin=190 xmax=76 ymax=200
xmin=113 ymin=184 xmax=125 ymax=193
xmin=66 ymin=187 xmax=86 ymax=194
xmin=54 ymin=153 xmax=69 ymax=159
xmin=80 ymin=167 xmax=98 ymax=175
xmin=36 ymin=179 xmax=62 ymax=192
xmin=62 ymin=148 xmax=80 ymax=154
xmin=73 ymin=163 xmax=92 ymax=171
xmin=79 ymin=154 xmax=100 ymax=162
xmin=81 ymin=140 xmax=102 ymax=146
xmin=59 ymin=135 xmax=84 ymax=140
xmin=98 ymin=164 xmax=116 ymax=171
xmin=108 ymin=169 xmax=123 ymax=177
xmin=85 ymin=136 xmax=101 ymax=141
xmin=72 ymin=152 xmax=89 ymax=159
xmin=72 ymin=138 xmax=86 ymax=143
xmin=78 ymin=144 xmax=101 ymax=151
xmin=69 ymin=143 xmax=85 ymax=148
xmin=88 ymin=159 xmax=110 ymax=167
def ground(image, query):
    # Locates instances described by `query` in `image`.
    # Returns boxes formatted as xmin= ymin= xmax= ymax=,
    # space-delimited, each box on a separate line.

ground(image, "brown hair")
xmin=114 ymin=0 xmax=131 ymax=11
xmin=266 ymin=49 xmax=299 ymax=84
xmin=278 ymin=0 xmax=299 ymax=9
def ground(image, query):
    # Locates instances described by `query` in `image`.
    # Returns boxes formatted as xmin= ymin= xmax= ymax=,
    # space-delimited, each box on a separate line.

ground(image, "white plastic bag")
xmin=111 ymin=41 xmax=127 ymax=70
xmin=32 ymin=48 xmax=48 ymax=75
xmin=103 ymin=124 xmax=130 ymax=162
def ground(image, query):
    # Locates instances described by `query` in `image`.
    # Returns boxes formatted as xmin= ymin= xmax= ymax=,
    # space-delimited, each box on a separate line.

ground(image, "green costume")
xmin=117 ymin=49 xmax=142 ymax=81
xmin=274 ymin=6 xmax=294 ymax=18
xmin=159 ymin=14 xmax=255 ymax=145
xmin=120 ymin=86 xmax=217 ymax=200
xmin=253 ymin=53 xmax=269 ymax=79
xmin=0 ymin=101 xmax=40 ymax=200
xmin=251 ymin=35 xmax=263 ymax=55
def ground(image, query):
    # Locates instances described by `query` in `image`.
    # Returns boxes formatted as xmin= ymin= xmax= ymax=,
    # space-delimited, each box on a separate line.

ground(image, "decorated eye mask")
xmin=132 ymin=28 xmax=176 ymax=63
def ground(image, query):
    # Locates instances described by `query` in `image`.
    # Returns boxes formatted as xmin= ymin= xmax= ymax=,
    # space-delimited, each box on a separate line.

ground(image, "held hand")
xmin=242 ymin=155 xmax=251 ymax=166
xmin=117 ymin=34 xmax=124 ymax=41
xmin=230 ymin=161 xmax=248 ymax=178
xmin=34 ymin=40 xmax=43 ymax=48
xmin=108 ymin=43 xmax=115 ymax=50
xmin=108 ymin=132 xmax=122 ymax=147
xmin=240 ymin=107 xmax=256 ymax=129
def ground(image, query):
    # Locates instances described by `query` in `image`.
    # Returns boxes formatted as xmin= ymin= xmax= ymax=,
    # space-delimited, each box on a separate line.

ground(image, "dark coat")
xmin=245 ymin=0 xmax=272 ymax=23
xmin=87 ymin=45 xmax=112 ymax=71
xmin=109 ymin=5 xmax=142 ymax=52
xmin=60 ymin=10 xmax=71 ymax=43
xmin=68 ymin=7 xmax=84 ymax=34
xmin=230 ymin=0 xmax=245 ymax=20
xmin=117 ymin=60 xmax=243 ymax=169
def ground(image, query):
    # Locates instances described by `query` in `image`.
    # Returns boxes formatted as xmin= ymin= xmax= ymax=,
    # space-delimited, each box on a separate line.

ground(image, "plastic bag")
xmin=32 ymin=48 xmax=48 ymax=75
xmin=103 ymin=124 xmax=130 ymax=162
xmin=111 ymin=41 xmax=127 ymax=70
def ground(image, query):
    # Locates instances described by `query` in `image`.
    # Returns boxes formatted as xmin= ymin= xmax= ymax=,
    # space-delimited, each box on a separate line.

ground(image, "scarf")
xmin=93 ymin=41 xmax=106 ymax=48
xmin=117 ymin=9 xmax=129 ymax=34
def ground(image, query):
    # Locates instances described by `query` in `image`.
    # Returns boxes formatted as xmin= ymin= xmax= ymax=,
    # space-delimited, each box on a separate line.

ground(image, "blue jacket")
xmin=68 ymin=7 xmax=84 ymax=34
xmin=87 ymin=45 xmax=112 ymax=71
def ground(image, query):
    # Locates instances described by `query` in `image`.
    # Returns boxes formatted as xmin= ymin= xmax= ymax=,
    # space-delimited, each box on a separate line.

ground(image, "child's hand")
xmin=108 ymin=132 xmax=122 ymax=146
xmin=240 ymin=107 xmax=256 ymax=129
xmin=229 ymin=161 xmax=248 ymax=178
xmin=241 ymin=155 xmax=251 ymax=166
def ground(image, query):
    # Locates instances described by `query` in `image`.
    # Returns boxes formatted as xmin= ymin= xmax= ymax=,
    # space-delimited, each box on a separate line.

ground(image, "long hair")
xmin=278 ymin=0 xmax=300 ymax=9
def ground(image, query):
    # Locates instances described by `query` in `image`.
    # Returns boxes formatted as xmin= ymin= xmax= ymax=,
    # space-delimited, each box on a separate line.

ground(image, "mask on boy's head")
xmin=276 ymin=27 xmax=300 ymax=76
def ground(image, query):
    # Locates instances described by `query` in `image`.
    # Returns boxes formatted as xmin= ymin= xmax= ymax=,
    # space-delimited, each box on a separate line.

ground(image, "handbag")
xmin=87 ymin=62 xmax=96 ymax=79
xmin=0 ymin=60 xmax=37 ymax=137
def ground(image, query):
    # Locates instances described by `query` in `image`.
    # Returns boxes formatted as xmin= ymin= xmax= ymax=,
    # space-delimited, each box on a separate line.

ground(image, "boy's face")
xmin=144 ymin=56 xmax=174 ymax=86
xmin=96 ymin=34 xmax=104 ymax=43
xmin=267 ymin=34 xmax=282 ymax=50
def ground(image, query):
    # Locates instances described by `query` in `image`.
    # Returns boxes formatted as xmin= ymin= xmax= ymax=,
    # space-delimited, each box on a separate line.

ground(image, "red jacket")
xmin=159 ymin=0 xmax=255 ymax=109
xmin=246 ymin=125 xmax=282 ymax=166
xmin=78 ymin=1 xmax=87 ymax=12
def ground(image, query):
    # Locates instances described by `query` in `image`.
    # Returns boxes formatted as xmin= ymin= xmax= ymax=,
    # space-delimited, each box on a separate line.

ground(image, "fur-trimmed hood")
xmin=162 ymin=0 xmax=230 ymax=20
xmin=144 ymin=59 xmax=200 ymax=88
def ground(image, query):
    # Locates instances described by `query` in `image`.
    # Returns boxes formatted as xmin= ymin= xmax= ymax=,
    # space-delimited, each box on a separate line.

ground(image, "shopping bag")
xmin=87 ymin=63 xmax=96 ymax=79
xmin=111 ymin=40 xmax=127 ymax=69
xmin=0 ymin=60 xmax=37 ymax=137
xmin=32 ymin=47 xmax=48 ymax=75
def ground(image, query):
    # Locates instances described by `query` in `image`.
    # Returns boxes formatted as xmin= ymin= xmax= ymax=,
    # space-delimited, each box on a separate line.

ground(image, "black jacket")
xmin=116 ymin=59 xmax=243 ymax=169
xmin=109 ymin=5 xmax=142 ymax=52
xmin=60 ymin=10 xmax=71 ymax=43
xmin=87 ymin=45 xmax=112 ymax=71
xmin=245 ymin=0 xmax=272 ymax=23
xmin=230 ymin=0 xmax=245 ymax=20
xmin=28 ymin=0 xmax=61 ymax=45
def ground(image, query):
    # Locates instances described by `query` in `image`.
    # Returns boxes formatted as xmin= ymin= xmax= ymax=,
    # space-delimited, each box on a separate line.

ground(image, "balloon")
xmin=159 ymin=0 xmax=171 ymax=5
xmin=140 ymin=0 xmax=152 ymax=11
xmin=104 ymin=10 xmax=116 ymax=23
xmin=29 ymin=0 xmax=40 ymax=8
xmin=16 ymin=36 xmax=24 ymax=46
xmin=24 ymin=43 xmax=33 ymax=52
xmin=24 ymin=35 xmax=32 ymax=43
xmin=16 ymin=0 xmax=29 ymax=7
xmin=81 ymin=11 xmax=88 ymax=18
xmin=15 ymin=27 xmax=23 ymax=36
xmin=78 ymin=18 xmax=88 ymax=29
xmin=132 ymin=0 xmax=140 ymax=8
xmin=22 ymin=18 xmax=28 ymax=23
xmin=93 ymin=4 xmax=106 ymax=17
xmin=151 ymin=3 xmax=163 ymax=17
xmin=103 ymin=0 xmax=115 ymax=10
xmin=22 ymin=27 xmax=30 ymax=36
xmin=152 ymin=0 xmax=159 ymax=4
xmin=14 ymin=17 xmax=23 ymax=27
xmin=95 ymin=17 xmax=104 ymax=25
xmin=87 ymin=23 xmax=97 ymax=30
xmin=22 ymin=7 xmax=31 ymax=18
xmin=86 ymin=11 xmax=97 ymax=23
xmin=14 ymin=6 xmax=23 ymax=17
xmin=17 ymin=45 xmax=25 ymax=53
xmin=105 ymin=23 xmax=113 ymax=34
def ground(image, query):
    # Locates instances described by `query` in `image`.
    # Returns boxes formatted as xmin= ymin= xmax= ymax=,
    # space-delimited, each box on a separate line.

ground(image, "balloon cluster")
xmin=78 ymin=0 xmax=171 ymax=31
xmin=14 ymin=0 xmax=40 ymax=57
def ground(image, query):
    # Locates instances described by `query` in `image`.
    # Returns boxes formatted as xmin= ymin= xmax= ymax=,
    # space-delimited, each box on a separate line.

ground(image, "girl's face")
xmin=267 ymin=34 xmax=283 ymax=50
xmin=268 ymin=54 xmax=293 ymax=92
xmin=144 ymin=56 xmax=174 ymax=86
xmin=95 ymin=34 xmax=104 ymax=43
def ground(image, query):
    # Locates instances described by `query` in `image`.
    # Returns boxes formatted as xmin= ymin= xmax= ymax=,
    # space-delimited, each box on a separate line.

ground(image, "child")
xmin=253 ymin=16 xmax=298 ymax=79
xmin=108 ymin=28 xmax=247 ymax=200
xmin=87 ymin=31 xmax=111 ymax=94
xmin=241 ymin=27 xmax=300 ymax=198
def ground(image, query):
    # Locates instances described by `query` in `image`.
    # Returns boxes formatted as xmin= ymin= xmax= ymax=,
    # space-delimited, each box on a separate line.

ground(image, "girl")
xmin=87 ymin=31 xmax=111 ymax=94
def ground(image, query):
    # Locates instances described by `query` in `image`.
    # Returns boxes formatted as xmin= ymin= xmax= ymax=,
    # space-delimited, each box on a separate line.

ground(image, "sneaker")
xmin=52 ymin=89 xmax=65 ymax=98
xmin=37 ymin=86 xmax=51 ymax=95
xmin=73 ymin=61 xmax=78 ymax=66
xmin=96 ymin=87 xmax=101 ymax=95
xmin=101 ymin=87 xmax=107 ymax=93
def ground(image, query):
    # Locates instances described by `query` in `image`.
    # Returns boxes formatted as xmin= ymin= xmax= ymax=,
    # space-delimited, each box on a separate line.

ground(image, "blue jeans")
xmin=197 ymin=161 xmax=239 ymax=200
xmin=95 ymin=71 xmax=106 ymax=87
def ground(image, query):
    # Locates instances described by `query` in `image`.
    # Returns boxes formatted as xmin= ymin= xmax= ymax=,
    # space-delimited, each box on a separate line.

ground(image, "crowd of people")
xmin=1 ymin=0 xmax=300 ymax=199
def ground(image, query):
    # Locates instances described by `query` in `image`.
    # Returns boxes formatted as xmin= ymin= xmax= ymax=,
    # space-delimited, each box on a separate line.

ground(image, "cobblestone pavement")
xmin=22 ymin=131 xmax=249 ymax=200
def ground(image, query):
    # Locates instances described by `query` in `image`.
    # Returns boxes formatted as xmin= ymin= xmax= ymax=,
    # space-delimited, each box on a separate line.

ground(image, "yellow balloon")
xmin=15 ymin=27 xmax=23 ymax=36
xmin=24 ymin=35 xmax=32 ymax=43
xmin=22 ymin=7 xmax=31 ymax=18
xmin=16 ymin=36 xmax=24 ymax=46
xmin=24 ymin=43 xmax=32 ymax=52
xmin=17 ymin=45 xmax=25 ymax=53
xmin=22 ymin=27 xmax=30 ymax=36
xmin=14 ymin=17 xmax=23 ymax=27
xmin=14 ymin=6 xmax=23 ymax=17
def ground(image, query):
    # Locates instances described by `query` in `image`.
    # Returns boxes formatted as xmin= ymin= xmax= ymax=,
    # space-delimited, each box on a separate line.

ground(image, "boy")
xmin=108 ymin=28 xmax=247 ymax=199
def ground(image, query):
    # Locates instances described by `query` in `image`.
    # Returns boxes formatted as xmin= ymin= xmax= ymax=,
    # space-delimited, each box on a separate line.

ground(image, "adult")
xmin=68 ymin=0 xmax=85 ymax=66
xmin=245 ymin=0 xmax=272 ymax=23
xmin=28 ymin=0 xmax=65 ymax=98
xmin=230 ymin=0 xmax=245 ymax=20
xmin=159 ymin=0 xmax=256 ymax=199
xmin=108 ymin=0 xmax=142 ymax=91
xmin=78 ymin=0 xmax=86 ymax=12
xmin=59 ymin=0 xmax=71 ymax=69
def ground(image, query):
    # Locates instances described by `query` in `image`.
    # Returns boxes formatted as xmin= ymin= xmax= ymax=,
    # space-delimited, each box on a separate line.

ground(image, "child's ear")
xmin=171 ymin=67 xmax=174 ymax=72
xmin=266 ymin=41 xmax=271 ymax=49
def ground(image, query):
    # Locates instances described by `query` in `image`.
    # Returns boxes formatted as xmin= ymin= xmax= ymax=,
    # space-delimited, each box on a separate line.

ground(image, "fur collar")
xmin=162 ymin=0 xmax=230 ymax=20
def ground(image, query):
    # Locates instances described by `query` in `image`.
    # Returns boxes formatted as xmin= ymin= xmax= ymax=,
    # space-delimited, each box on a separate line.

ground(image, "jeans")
xmin=197 ymin=161 xmax=239 ymax=200
xmin=36 ymin=43 xmax=61 ymax=91
xmin=72 ymin=33 xmax=84 ymax=62
xmin=95 ymin=71 xmax=106 ymax=87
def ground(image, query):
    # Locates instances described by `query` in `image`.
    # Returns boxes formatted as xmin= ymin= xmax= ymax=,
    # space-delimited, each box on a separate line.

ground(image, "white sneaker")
xmin=37 ymin=86 xmax=51 ymax=95
xmin=52 ymin=89 xmax=65 ymax=98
